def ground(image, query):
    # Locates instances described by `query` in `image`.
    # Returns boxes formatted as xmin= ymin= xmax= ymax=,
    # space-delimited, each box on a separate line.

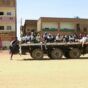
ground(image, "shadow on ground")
xmin=17 ymin=56 xmax=88 ymax=61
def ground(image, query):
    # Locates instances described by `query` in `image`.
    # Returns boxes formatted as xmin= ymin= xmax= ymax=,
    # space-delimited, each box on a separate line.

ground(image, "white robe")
xmin=79 ymin=37 xmax=87 ymax=43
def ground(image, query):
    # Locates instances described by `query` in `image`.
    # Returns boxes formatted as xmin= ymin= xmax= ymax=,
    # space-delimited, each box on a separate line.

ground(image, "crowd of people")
xmin=21 ymin=31 xmax=88 ymax=43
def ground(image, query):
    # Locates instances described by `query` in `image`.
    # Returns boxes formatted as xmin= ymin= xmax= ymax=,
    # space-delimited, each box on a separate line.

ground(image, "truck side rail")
xmin=20 ymin=42 xmax=88 ymax=46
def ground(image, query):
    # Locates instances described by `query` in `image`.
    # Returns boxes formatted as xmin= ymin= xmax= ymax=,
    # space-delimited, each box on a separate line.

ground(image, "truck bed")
xmin=20 ymin=42 xmax=88 ymax=46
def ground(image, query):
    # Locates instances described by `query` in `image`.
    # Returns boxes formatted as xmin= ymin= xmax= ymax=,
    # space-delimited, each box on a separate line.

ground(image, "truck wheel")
xmin=51 ymin=48 xmax=63 ymax=59
xmin=31 ymin=49 xmax=43 ymax=60
xmin=69 ymin=48 xmax=81 ymax=59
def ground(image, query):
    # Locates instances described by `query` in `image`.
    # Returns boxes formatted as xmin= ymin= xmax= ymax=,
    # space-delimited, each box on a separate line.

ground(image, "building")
xmin=22 ymin=17 xmax=88 ymax=36
xmin=22 ymin=20 xmax=37 ymax=35
xmin=37 ymin=17 xmax=88 ymax=35
xmin=0 ymin=0 xmax=16 ymax=48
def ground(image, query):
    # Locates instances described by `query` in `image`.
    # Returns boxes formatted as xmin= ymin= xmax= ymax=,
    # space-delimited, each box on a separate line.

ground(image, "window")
xmin=7 ymin=26 xmax=11 ymax=30
xmin=3 ymin=0 xmax=10 ymax=5
xmin=0 ymin=17 xmax=2 ymax=20
xmin=7 ymin=12 xmax=11 ymax=15
xmin=9 ymin=17 xmax=13 ymax=20
xmin=0 ymin=12 xmax=4 ymax=15
xmin=0 ymin=26 xmax=4 ymax=30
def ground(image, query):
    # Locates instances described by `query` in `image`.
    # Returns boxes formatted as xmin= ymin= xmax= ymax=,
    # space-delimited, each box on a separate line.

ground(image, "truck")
xmin=19 ymin=42 xmax=88 ymax=59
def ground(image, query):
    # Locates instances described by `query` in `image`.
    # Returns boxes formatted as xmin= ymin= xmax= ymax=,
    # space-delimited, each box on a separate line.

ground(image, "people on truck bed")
xmin=43 ymin=32 xmax=48 ymax=41
xmin=78 ymin=33 xmax=83 ymax=39
xmin=21 ymin=32 xmax=31 ymax=43
xmin=47 ymin=33 xmax=55 ymax=42
xmin=79 ymin=35 xmax=88 ymax=47
xmin=56 ymin=34 xmax=63 ymax=42
xmin=36 ymin=33 xmax=41 ymax=43
xmin=21 ymin=31 xmax=88 ymax=43
xmin=69 ymin=34 xmax=75 ymax=42
xmin=63 ymin=35 xmax=69 ymax=42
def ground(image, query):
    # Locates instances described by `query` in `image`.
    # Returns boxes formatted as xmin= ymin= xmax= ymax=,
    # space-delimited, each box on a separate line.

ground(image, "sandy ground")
xmin=0 ymin=50 xmax=88 ymax=88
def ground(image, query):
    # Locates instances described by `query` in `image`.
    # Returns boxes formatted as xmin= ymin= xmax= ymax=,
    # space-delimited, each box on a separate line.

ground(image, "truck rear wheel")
xmin=69 ymin=48 xmax=81 ymax=59
xmin=50 ymin=48 xmax=63 ymax=59
xmin=31 ymin=49 xmax=43 ymax=60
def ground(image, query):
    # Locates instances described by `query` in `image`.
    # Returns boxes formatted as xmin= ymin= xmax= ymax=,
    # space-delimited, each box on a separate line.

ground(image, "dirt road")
xmin=0 ymin=50 xmax=88 ymax=88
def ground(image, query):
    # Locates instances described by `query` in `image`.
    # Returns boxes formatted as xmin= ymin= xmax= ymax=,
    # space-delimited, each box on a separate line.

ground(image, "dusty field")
xmin=0 ymin=50 xmax=88 ymax=88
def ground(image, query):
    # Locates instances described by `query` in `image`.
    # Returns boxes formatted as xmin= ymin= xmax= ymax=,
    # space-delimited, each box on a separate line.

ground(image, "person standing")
xmin=9 ymin=37 xmax=19 ymax=60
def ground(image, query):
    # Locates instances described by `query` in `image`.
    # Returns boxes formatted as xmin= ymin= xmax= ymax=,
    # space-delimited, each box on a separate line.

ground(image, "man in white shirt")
xmin=79 ymin=35 xmax=88 ymax=47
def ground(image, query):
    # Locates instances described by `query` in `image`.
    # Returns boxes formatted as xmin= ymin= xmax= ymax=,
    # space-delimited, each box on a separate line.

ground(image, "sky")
xmin=17 ymin=0 xmax=88 ymax=38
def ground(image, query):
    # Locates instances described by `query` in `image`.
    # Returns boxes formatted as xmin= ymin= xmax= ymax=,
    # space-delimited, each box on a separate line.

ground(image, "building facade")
xmin=22 ymin=20 xmax=37 ymax=35
xmin=37 ymin=17 xmax=88 ymax=35
xmin=0 ymin=0 xmax=16 ymax=48
xmin=22 ymin=17 xmax=88 ymax=36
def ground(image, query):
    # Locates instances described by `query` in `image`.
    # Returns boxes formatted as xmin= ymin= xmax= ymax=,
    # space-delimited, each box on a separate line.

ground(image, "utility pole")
xmin=15 ymin=0 xmax=17 ymax=38
xmin=19 ymin=17 xmax=22 ymax=55
xmin=20 ymin=17 xmax=22 ymax=38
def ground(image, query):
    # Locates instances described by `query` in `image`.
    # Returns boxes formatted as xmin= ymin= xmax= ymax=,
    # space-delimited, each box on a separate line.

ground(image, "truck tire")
xmin=31 ymin=49 xmax=43 ymax=60
xmin=69 ymin=48 xmax=81 ymax=59
xmin=50 ymin=48 xmax=63 ymax=59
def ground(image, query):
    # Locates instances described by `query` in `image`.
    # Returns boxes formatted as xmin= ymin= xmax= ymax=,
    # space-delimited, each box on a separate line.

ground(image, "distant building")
xmin=0 ymin=0 xmax=16 ymax=48
xmin=22 ymin=20 xmax=37 ymax=35
xmin=22 ymin=17 xmax=88 ymax=36
xmin=37 ymin=17 xmax=88 ymax=35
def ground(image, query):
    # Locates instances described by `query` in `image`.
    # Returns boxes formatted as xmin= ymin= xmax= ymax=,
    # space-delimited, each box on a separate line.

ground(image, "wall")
xmin=42 ymin=22 xmax=58 ymax=31
xmin=0 ymin=0 xmax=16 ymax=48
xmin=37 ymin=19 xmax=41 ymax=32
xmin=60 ymin=22 xmax=75 ymax=32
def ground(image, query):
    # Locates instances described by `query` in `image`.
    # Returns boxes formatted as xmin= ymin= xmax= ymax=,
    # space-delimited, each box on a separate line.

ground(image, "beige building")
xmin=37 ymin=17 xmax=88 ymax=35
xmin=22 ymin=17 xmax=88 ymax=36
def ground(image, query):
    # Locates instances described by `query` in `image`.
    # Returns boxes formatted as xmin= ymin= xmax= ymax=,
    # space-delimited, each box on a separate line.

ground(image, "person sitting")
xmin=21 ymin=35 xmax=27 ymax=43
xmin=36 ymin=33 xmax=41 ymax=43
xmin=79 ymin=35 xmax=88 ymax=47
xmin=69 ymin=34 xmax=75 ymax=42
xmin=43 ymin=32 xmax=48 ymax=42
xmin=21 ymin=32 xmax=31 ymax=43
xmin=63 ymin=35 xmax=69 ymax=42
xmin=55 ymin=33 xmax=63 ymax=42
xmin=47 ymin=33 xmax=54 ymax=43
xmin=30 ymin=32 xmax=37 ymax=43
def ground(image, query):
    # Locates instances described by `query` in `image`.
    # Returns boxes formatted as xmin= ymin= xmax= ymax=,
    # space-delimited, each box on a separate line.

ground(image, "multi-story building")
xmin=37 ymin=17 xmax=88 ymax=35
xmin=0 ymin=0 xmax=16 ymax=48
